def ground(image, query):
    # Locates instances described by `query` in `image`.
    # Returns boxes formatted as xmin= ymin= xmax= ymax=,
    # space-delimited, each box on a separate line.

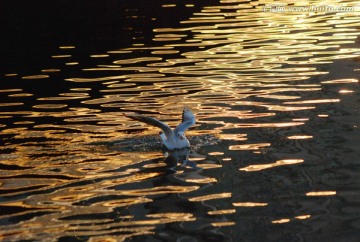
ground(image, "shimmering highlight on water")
xmin=1 ymin=0 xmax=360 ymax=241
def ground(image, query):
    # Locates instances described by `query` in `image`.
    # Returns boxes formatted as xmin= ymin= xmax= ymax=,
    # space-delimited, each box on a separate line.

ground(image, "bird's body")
xmin=126 ymin=108 xmax=195 ymax=150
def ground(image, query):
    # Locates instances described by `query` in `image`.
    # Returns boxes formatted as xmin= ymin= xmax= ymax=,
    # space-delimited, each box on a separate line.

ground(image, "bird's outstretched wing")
xmin=174 ymin=108 xmax=196 ymax=134
xmin=126 ymin=113 xmax=173 ymax=137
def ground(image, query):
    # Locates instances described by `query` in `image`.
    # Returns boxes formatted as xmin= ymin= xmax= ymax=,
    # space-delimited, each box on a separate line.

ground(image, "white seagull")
xmin=126 ymin=108 xmax=196 ymax=150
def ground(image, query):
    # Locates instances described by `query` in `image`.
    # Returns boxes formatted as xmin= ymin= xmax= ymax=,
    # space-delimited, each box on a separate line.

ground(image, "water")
xmin=1 ymin=0 xmax=360 ymax=241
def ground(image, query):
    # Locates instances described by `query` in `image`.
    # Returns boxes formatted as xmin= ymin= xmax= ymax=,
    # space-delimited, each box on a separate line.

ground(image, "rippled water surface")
xmin=1 ymin=0 xmax=360 ymax=241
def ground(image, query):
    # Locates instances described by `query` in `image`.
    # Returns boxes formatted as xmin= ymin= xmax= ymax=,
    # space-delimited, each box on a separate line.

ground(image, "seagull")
xmin=126 ymin=108 xmax=196 ymax=150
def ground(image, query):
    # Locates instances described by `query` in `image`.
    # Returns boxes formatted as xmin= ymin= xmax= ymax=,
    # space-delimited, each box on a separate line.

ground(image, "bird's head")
xmin=176 ymin=131 xmax=186 ymax=140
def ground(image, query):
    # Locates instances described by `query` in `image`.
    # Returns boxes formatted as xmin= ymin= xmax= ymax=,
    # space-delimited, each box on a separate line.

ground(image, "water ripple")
xmin=1 ymin=0 xmax=360 ymax=240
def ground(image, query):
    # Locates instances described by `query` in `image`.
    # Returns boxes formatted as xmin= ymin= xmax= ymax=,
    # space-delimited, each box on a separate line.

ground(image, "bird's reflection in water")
xmin=138 ymin=148 xmax=228 ymax=242
xmin=163 ymin=148 xmax=199 ymax=172
xmin=141 ymin=148 xmax=206 ymax=175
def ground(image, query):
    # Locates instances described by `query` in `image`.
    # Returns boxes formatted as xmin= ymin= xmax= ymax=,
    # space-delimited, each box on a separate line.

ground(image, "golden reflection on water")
xmin=272 ymin=214 xmax=311 ymax=224
xmin=188 ymin=192 xmax=232 ymax=202
xmin=21 ymin=75 xmax=49 ymax=79
xmin=339 ymin=89 xmax=354 ymax=94
xmin=287 ymin=135 xmax=313 ymax=140
xmin=295 ymin=215 xmax=311 ymax=220
xmin=230 ymin=143 xmax=271 ymax=151
xmin=211 ymin=221 xmax=236 ymax=227
xmin=272 ymin=218 xmax=291 ymax=224
xmin=51 ymin=54 xmax=72 ymax=58
xmin=321 ymin=78 xmax=358 ymax=84
xmin=1 ymin=0 xmax=360 ymax=240
xmin=41 ymin=69 xmax=61 ymax=73
xmin=0 ymin=102 xmax=24 ymax=107
xmin=284 ymin=98 xmax=340 ymax=104
xmin=185 ymin=177 xmax=218 ymax=183
xmin=59 ymin=46 xmax=76 ymax=49
xmin=240 ymin=159 xmax=304 ymax=172
xmin=306 ymin=191 xmax=337 ymax=196
xmin=208 ymin=209 xmax=236 ymax=215
xmin=232 ymin=202 xmax=268 ymax=207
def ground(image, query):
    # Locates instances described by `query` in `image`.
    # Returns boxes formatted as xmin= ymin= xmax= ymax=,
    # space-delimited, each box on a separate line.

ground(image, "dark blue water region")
xmin=0 ymin=0 xmax=219 ymax=75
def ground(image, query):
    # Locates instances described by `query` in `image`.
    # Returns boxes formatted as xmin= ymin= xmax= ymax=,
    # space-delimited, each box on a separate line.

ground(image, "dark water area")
xmin=0 ymin=0 xmax=215 ymax=74
xmin=1 ymin=0 xmax=360 ymax=241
